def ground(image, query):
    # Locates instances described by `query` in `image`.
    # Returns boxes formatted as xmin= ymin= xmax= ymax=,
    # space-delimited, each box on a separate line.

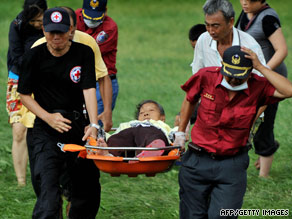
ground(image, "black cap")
xmin=221 ymin=46 xmax=253 ymax=79
xmin=82 ymin=0 xmax=107 ymax=21
xmin=43 ymin=8 xmax=70 ymax=33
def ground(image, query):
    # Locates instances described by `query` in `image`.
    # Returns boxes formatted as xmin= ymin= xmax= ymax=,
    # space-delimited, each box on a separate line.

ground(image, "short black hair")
xmin=189 ymin=24 xmax=206 ymax=41
xmin=23 ymin=0 xmax=47 ymax=10
xmin=61 ymin=6 xmax=77 ymax=26
xmin=135 ymin=100 xmax=165 ymax=120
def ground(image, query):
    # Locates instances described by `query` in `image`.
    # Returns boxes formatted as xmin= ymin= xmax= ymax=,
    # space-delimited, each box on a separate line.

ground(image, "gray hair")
xmin=203 ymin=0 xmax=235 ymax=22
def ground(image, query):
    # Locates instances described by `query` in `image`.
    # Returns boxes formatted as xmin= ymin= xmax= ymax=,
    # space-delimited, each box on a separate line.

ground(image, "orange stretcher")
xmin=57 ymin=138 xmax=181 ymax=177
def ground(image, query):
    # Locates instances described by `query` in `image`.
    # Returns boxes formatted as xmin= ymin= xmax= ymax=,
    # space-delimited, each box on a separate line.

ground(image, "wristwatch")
xmin=90 ymin=123 xmax=100 ymax=130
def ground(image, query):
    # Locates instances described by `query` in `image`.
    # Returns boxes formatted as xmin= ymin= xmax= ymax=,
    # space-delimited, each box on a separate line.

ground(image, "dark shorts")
xmin=253 ymin=102 xmax=280 ymax=156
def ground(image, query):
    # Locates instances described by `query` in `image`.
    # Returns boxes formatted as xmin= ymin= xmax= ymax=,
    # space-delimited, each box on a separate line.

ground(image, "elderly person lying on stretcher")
xmin=97 ymin=100 xmax=181 ymax=157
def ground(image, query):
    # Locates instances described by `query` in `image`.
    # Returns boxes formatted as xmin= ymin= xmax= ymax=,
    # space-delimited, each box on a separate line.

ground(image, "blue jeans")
xmin=96 ymin=78 xmax=119 ymax=125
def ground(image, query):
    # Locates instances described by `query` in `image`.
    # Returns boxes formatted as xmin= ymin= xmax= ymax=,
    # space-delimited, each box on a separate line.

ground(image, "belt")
xmin=109 ymin=74 xmax=117 ymax=80
xmin=52 ymin=109 xmax=81 ymax=120
xmin=188 ymin=142 xmax=251 ymax=160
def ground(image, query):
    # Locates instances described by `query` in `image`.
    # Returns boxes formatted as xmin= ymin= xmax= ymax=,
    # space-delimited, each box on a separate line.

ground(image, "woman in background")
xmin=236 ymin=0 xmax=288 ymax=177
xmin=6 ymin=0 xmax=47 ymax=186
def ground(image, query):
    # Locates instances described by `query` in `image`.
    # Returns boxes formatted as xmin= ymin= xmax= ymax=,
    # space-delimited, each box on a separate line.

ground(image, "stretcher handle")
xmin=57 ymin=143 xmax=86 ymax=152
xmin=57 ymin=137 xmax=97 ymax=152
xmin=85 ymin=145 xmax=181 ymax=151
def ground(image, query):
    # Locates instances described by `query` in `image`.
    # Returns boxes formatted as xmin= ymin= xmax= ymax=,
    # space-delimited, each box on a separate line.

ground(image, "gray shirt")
xmin=236 ymin=8 xmax=287 ymax=77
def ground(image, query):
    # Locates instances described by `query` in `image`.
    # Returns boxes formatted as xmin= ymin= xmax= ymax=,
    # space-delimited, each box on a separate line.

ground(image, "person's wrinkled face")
xmin=240 ymin=0 xmax=263 ymax=14
xmin=205 ymin=11 xmax=233 ymax=42
xmin=29 ymin=13 xmax=44 ymax=30
xmin=138 ymin=103 xmax=165 ymax=121
xmin=224 ymin=75 xmax=249 ymax=87
xmin=44 ymin=29 xmax=71 ymax=52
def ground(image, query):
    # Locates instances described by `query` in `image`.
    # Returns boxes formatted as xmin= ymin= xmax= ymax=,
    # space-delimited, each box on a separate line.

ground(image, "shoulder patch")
xmin=70 ymin=66 xmax=81 ymax=83
xmin=96 ymin=31 xmax=109 ymax=44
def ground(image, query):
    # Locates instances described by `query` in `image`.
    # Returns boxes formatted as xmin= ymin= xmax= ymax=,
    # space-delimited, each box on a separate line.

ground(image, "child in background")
xmin=188 ymin=24 xmax=207 ymax=49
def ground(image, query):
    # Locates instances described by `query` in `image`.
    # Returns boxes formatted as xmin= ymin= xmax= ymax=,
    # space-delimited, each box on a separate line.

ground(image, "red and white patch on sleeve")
xmin=96 ymin=31 xmax=108 ymax=44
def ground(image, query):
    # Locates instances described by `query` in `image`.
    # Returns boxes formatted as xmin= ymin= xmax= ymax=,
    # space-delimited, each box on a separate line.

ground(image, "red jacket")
xmin=76 ymin=9 xmax=118 ymax=75
xmin=182 ymin=67 xmax=281 ymax=155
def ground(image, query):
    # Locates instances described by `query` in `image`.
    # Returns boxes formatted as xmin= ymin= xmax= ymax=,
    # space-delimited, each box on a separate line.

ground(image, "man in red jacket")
xmin=174 ymin=46 xmax=292 ymax=218
xmin=76 ymin=0 xmax=119 ymax=119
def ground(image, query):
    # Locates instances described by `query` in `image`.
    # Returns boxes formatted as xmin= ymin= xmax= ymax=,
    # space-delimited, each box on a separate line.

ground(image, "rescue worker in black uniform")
xmin=17 ymin=7 xmax=100 ymax=219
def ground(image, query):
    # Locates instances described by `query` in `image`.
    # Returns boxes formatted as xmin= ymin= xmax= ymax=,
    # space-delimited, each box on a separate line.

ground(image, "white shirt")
xmin=191 ymin=27 xmax=266 ymax=76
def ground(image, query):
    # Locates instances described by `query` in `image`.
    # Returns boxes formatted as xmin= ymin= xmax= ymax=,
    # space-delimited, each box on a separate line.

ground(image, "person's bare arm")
xmin=178 ymin=97 xmax=196 ymax=133
xmin=83 ymin=88 xmax=99 ymax=140
xmin=173 ymin=97 xmax=197 ymax=150
xmin=266 ymin=28 xmax=288 ymax=70
xmin=97 ymin=75 xmax=113 ymax=132
xmin=242 ymin=47 xmax=292 ymax=99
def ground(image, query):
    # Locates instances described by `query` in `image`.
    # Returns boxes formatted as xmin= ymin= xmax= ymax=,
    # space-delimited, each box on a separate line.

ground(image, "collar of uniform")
xmin=209 ymin=27 xmax=240 ymax=52
xmin=243 ymin=74 xmax=259 ymax=96
xmin=242 ymin=83 xmax=250 ymax=96
xmin=242 ymin=72 xmax=262 ymax=96
xmin=215 ymin=68 xmax=223 ymax=87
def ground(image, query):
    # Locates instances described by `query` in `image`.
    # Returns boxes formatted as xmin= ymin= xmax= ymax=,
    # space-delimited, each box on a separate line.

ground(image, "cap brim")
xmin=44 ymin=24 xmax=70 ymax=33
xmin=82 ymin=9 xmax=105 ymax=21
xmin=220 ymin=64 xmax=252 ymax=79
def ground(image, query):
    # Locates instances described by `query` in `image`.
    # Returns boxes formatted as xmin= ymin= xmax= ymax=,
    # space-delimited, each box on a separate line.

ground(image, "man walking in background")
xmin=76 ymin=0 xmax=119 ymax=122
xmin=191 ymin=0 xmax=266 ymax=75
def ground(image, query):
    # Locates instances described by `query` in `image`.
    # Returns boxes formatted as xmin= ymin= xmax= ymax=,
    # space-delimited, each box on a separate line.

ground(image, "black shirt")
xmin=7 ymin=12 xmax=44 ymax=75
xmin=18 ymin=41 xmax=96 ymax=113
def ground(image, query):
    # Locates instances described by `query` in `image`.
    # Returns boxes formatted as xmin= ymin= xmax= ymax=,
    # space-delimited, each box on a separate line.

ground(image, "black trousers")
xmin=31 ymin=118 xmax=100 ymax=219
xmin=27 ymin=128 xmax=75 ymax=203
xmin=27 ymin=128 xmax=40 ymax=197
xmin=253 ymin=102 xmax=279 ymax=156
xmin=107 ymin=126 xmax=169 ymax=157
xmin=179 ymin=149 xmax=249 ymax=219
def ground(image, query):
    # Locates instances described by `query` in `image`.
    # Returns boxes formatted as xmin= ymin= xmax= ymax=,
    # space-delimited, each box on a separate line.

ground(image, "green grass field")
xmin=0 ymin=0 xmax=292 ymax=218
